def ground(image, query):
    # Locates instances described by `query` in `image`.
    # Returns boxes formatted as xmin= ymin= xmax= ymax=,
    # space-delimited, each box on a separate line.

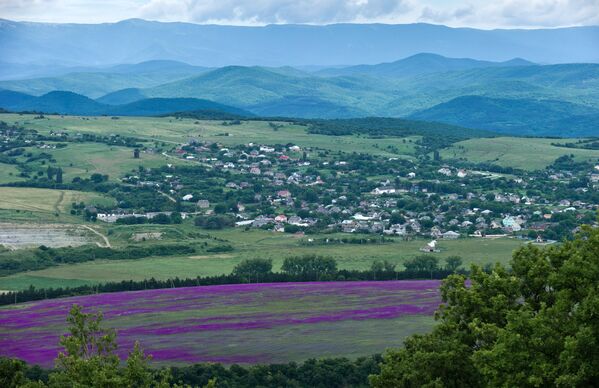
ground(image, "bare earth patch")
xmin=188 ymin=254 xmax=234 ymax=260
xmin=0 ymin=223 xmax=95 ymax=249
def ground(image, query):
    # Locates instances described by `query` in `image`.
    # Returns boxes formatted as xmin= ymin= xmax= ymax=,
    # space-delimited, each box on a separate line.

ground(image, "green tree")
xmin=47 ymin=305 xmax=174 ymax=388
xmin=444 ymin=256 xmax=463 ymax=272
xmin=233 ymin=258 xmax=273 ymax=282
xmin=281 ymin=255 xmax=337 ymax=279
xmin=371 ymin=225 xmax=599 ymax=387
xmin=55 ymin=168 xmax=63 ymax=184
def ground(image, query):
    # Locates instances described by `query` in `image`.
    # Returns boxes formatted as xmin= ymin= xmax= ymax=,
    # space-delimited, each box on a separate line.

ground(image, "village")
xmin=100 ymin=137 xmax=599 ymax=243
xmin=2 ymin=120 xmax=597 ymax=244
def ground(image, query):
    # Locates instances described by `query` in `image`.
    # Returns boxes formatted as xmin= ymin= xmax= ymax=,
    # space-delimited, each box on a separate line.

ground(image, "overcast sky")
xmin=2 ymin=0 xmax=598 ymax=28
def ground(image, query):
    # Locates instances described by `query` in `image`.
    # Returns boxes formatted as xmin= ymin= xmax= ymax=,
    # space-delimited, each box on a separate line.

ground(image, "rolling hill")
xmin=0 ymin=90 xmax=251 ymax=117
xmin=0 ymin=60 xmax=209 ymax=98
xmin=316 ymin=53 xmax=535 ymax=78
xmin=409 ymin=96 xmax=599 ymax=137
xmin=2 ymin=57 xmax=599 ymax=135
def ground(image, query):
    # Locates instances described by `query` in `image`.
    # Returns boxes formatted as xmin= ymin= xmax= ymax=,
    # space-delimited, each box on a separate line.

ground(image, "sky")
xmin=1 ymin=0 xmax=598 ymax=28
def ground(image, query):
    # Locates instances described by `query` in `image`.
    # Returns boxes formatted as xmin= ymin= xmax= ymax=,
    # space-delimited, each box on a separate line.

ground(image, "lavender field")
xmin=0 ymin=281 xmax=441 ymax=367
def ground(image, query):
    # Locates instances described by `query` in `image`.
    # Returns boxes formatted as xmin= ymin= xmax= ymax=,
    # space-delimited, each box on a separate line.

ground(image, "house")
xmin=430 ymin=227 xmax=442 ymax=239
xmin=277 ymin=190 xmax=292 ymax=198
xmin=502 ymin=216 xmax=517 ymax=228
xmin=372 ymin=187 xmax=396 ymax=195
xmin=457 ymin=169 xmax=467 ymax=178
xmin=437 ymin=167 xmax=452 ymax=176
xmin=182 ymin=194 xmax=194 ymax=201
xmin=274 ymin=214 xmax=288 ymax=223
xmin=442 ymin=231 xmax=460 ymax=239
xmin=196 ymin=200 xmax=210 ymax=208
xmin=250 ymin=167 xmax=261 ymax=175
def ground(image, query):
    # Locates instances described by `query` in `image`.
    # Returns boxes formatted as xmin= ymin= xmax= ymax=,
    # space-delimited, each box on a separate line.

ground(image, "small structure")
xmin=442 ymin=231 xmax=460 ymax=239
xmin=420 ymin=240 xmax=441 ymax=253
xmin=196 ymin=200 xmax=210 ymax=209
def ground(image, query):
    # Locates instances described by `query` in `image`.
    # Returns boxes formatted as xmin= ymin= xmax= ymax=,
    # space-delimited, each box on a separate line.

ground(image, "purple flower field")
xmin=0 ymin=281 xmax=441 ymax=367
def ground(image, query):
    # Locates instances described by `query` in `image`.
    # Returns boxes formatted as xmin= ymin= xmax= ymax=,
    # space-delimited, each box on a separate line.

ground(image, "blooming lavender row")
xmin=0 ymin=281 xmax=441 ymax=367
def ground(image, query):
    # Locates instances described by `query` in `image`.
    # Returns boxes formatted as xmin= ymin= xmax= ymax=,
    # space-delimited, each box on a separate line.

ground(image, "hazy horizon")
xmin=2 ymin=0 xmax=599 ymax=29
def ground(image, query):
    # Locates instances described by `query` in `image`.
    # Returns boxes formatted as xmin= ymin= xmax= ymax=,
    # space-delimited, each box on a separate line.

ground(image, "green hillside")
xmin=409 ymin=96 xmax=599 ymax=137
xmin=316 ymin=53 xmax=534 ymax=77
xmin=0 ymin=70 xmax=204 ymax=98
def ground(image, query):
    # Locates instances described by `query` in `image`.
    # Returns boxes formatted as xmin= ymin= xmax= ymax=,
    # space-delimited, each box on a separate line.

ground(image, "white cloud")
xmin=138 ymin=0 xmax=415 ymax=25
xmin=419 ymin=0 xmax=599 ymax=28
xmin=0 ymin=0 xmax=598 ymax=27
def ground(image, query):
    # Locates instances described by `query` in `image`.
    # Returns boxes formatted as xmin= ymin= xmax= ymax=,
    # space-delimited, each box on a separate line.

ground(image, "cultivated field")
xmin=0 ymin=280 xmax=440 ymax=366
xmin=440 ymin=137 xmax=599 ymax=170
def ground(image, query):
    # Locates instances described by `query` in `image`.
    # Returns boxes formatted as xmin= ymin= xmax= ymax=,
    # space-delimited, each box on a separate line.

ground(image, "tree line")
xmin=0 ymin=255 xmax=463 ymax=306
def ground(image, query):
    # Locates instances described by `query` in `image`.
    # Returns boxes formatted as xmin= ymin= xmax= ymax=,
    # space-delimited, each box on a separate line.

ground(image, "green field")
xmin=1 ymin=114 xmax=418 ymax=158
xmin=0 ymin=187 xmax=114 ymax=215
xmin=441 ymin=137 xmax=599 ymax=170
xmin=14 ymin=141 xmax=187 ymax=182
xmin=0 ymin=226 xmax=526 ymax=291
xmin=0 ymin=163 xmax=24 ymax=184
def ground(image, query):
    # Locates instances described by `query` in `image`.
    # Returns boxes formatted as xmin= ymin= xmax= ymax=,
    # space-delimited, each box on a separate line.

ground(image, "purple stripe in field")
xmin=0 ymin=281 xmax=441 ymax=367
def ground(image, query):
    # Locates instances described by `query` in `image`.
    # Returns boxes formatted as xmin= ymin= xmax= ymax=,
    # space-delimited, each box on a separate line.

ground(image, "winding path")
xmin=82 ymin=225 xmax=111 ymax=248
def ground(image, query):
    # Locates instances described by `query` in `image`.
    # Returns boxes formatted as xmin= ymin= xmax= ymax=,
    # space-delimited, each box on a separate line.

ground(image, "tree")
xmin=403 ymin=256 xmax=439 ymax=274
xmin=47 ymin=305 xmax=172 ymax=388
xmin=444 ymin=256 xmax=463 ymax=272
xmin=281 ymin=255 xmax=337 ymax=279
xmin=371 ymin=225 xmax=599 ymax=387
xmin=55 ymin=168 xmax=63 ymax=184
xmin=46 ymin=166 xmax=54 ymax=181
xmin=233 ymin=258 xmax=273 ymax=282
xmin=371 ymin=260 xmax=396 ymax=280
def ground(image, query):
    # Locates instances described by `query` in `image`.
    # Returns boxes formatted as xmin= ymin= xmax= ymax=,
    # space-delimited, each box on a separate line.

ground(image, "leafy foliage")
xmin=370 ymin=225 xmax=599 ymax=387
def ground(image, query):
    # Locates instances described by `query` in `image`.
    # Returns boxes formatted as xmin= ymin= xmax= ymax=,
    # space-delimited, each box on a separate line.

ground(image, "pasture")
xmin=440 ymin=137 xmax=599 ymax=170
xmin=0 ymin=281 xmax=440 ymax=366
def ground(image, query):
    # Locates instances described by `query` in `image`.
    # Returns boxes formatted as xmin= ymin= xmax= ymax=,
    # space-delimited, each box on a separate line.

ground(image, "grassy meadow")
xmin=0 ymin=225 xmax=526 ymax=291
xmin=440 ymin=137 xmax=599 ymax=170
xmin=0 ymin=187 xmax=114 ymax=215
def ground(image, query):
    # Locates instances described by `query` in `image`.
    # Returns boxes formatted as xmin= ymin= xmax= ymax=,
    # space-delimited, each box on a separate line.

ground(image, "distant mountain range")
xmin=315 ymin=53 xmax=535 ymax=77
xmin=0 ymin=90 xmax=251 ymax=117
xmin=1 ymin=19 xmax=598 ymax=68
xmin=1 ymin=52 xmax=598 ymax=137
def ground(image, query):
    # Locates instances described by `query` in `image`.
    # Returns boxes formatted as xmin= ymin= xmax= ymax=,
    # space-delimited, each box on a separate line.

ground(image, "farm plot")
xmin=0 ymin=281 xmax=441 ymax=367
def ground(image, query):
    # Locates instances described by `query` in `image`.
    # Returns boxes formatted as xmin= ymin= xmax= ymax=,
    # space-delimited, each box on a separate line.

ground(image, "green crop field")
xmin=440 ymin=137 xmax=599 ymax=170
xmin=0 ymin=226 xmax=526 ymax=291
xmin=1 ymin=114 xmax=419 ymax=158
